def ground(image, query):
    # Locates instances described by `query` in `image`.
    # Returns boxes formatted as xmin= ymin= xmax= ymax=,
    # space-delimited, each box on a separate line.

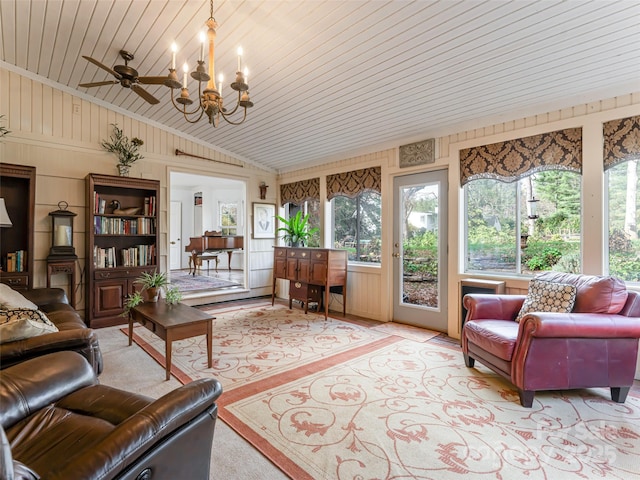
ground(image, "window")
xmin=606 ymin=160 xmax=640 ymax=282
xmin=219 ymin=202 xmax=238 ymax=236
xmin=465 ymin=171 xmax=581 ymax=275
xmin=332 ymin=191 xmax=382 ymax=263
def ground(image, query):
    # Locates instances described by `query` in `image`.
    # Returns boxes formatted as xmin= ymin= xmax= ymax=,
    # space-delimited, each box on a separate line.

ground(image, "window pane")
xmin=219 ymin=202 xmax=238 ymax=236
xmin=465 ymin=180 xmax=517 ymax=273
xmin=332 ymin=192 xmax=381 ymax=263
xmin=607 ymin=160 xmax=640 ymax=282
xmin=465 ymin=171 xmax=581 ymax=275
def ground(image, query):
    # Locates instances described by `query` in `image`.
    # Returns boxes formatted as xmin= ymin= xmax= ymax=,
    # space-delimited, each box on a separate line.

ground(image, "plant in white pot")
xmin=101 ymin=123 xmax=144 ymax=176
xmin=135 ymin=270 xmax=168 ymax=302
xmin=276 ymin=211 xmax=319 ymax=247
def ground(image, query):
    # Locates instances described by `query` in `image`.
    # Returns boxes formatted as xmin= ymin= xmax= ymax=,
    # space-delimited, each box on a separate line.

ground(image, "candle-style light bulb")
xmin=218 ymin=73 xmax=223 ymax=96
xmin=199 ymin=31 xmax=206 ymax=62
xmin=182 ymin=62 xmax=189 ymax=88
xmin=171 ymin=42 xmax=177 ymax=70
xmin=237 ymin=46 xmax=243 ymax=72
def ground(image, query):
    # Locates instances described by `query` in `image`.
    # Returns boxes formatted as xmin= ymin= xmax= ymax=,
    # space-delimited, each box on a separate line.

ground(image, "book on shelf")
xmin=94 ymin=217 xmax=156 ymax=235
xmin=94 ymin=244 xmax=156 ymax=268
xmin=5 ymin=250 xmax=27 ymax=272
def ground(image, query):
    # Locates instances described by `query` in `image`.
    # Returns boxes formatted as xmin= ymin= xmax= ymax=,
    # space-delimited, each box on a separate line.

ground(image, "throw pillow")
xmin=0 ymin=308 xmax=59 ymax=344
xmin=0 ymin=283 xmax=38 ymax=310
xmin=515 ymin=279 xmax=577 ymax=323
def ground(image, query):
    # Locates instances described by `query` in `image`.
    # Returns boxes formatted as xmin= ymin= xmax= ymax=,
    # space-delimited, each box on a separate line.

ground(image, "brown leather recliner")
xmin=1 ymin=288 xmax=103 ymax=374
xmin=0 ymin=351 xmax=223 ymax=480
xmin=462 ymin=273 xmax=640 ymax=407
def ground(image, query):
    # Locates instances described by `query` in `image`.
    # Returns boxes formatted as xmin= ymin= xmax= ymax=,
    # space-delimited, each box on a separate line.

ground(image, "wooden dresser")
xmin=272 ymin=247 xmax=347 ymax=318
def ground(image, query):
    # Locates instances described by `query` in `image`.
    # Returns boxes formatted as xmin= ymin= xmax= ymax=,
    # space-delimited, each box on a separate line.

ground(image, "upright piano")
xmin=184 ymin=231 xmax=244 ymax=275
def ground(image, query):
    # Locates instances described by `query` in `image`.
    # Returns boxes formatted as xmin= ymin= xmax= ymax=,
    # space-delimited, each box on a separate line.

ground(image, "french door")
xmin=392 ymin=169 xmax=448 ymax=331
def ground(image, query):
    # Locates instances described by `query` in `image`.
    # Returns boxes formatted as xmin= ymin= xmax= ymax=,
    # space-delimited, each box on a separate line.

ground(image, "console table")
xmin=272 ymin=247 xmax=347 ymax=319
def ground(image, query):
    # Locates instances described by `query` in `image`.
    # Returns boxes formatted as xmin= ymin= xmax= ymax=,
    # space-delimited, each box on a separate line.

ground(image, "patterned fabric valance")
xmin=460 ymin=127 xmax=582 ymax=186
xmin=603 ymin=115 xmax=640 ymax=171
xmin=327 ymin=166 xmax=381 ymax=200
xmin=279 ymin=178 xmax=320 ymax=207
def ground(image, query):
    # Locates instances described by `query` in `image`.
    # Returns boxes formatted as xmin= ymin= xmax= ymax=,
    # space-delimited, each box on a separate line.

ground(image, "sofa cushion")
xmin=464 ymin=320 xmax=519 ymax=361
xmin=0 ymin=284 xmax=38 ymax=310
xmin=0 ymin=309 xmax=59 ymax=344
xmin=515 ymin=279 xmax=577 ymax=323
xmin=536 ymin=272 xmax=628 ymax=314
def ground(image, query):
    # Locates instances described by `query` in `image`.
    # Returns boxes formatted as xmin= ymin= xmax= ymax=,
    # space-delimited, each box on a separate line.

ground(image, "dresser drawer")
xmin=0 ymin=274 xmax=29 ymax=290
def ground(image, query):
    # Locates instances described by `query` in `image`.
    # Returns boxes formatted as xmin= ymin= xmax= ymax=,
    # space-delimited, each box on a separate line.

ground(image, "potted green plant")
xmin=276 ymin=211 xmax=319 ymax=247
xmin=101 ymin=123 xmax=144 ymax=176
xmin=164 ymin=286 xmax=182 ymax=305
xmin=135 ymin=270 xmax=168 ymax=302
xmin=122 ymin=291 xmax=144 ymax=317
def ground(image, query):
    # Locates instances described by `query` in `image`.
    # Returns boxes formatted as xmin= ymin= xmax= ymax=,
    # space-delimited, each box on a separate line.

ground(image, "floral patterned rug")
xmin=125 ymin=304 xmax=640 ymax=480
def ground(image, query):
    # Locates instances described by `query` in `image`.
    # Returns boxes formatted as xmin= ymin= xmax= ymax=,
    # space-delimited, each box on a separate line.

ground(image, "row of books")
xmin=93 ymin=244 xmax=156 ymax=269
xmin=5 ymin=250 xmax=27 ymax=272
xmin=94 ymin=217 xmax=156 ymax=235
xmin=92 ymin=191 xmax=157 ymax=216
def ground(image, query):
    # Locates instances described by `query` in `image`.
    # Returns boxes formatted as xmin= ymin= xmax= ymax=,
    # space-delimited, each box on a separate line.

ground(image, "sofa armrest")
xmin=519 ymin=312 xmax=640 ymax=339
xmin=463 ymin=294 xmax=526 ymax=322
xmin=21 ymin=288 xmax=69 ymax=307
xmin=0 ymin=328 xmax=103 ymax=374
xmin=0 ymin=351 xmax=97 ymax=429
xmin=48 ymin=378 xmax=223 ymax=480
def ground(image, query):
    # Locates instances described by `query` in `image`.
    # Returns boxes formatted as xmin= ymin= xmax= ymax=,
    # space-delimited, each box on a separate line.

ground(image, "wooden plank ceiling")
xmin=1 ymin=0 xmax=639 ymax=173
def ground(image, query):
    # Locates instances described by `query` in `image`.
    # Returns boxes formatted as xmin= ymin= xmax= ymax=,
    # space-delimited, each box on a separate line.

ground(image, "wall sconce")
xmin=48 ymin=201 xmax=77 ymax=260
xmin=520 ymin=233 xmax=530 ymax=249
xmin=0 ymin=198 xmax=12 ymax=227
xmin=527 ymin=196 xmax=539 ymax=219
xmin=259 ymin=182 xmax=268 ymax=200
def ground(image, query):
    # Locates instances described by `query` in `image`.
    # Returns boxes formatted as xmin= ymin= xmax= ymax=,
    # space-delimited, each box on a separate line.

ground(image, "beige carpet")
xmin=102 ymin=304 xmax=640 ymax=480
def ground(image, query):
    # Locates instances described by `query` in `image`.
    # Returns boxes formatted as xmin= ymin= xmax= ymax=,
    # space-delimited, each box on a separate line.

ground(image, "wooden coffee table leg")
xmin=128 ymin=314 xmax=134 ymax=346
xmin=206 ymin=320 xmax=213 ymax=368
xmin=165 ymin=336 xmax=172 ymax=381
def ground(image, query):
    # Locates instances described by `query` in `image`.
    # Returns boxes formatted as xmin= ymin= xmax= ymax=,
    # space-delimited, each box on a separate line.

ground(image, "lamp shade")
xmin=0 ymin=198 xmax=12 ymax=227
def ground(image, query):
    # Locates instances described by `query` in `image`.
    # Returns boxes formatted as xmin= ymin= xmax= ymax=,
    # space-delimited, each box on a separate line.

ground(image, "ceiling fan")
xmin=79 ymin=50 xmax=166 ymax=104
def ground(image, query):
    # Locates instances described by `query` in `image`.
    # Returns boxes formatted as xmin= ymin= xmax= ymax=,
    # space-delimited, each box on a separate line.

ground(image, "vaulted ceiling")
xmin=1 ymin=0 xmax=639 ymax=173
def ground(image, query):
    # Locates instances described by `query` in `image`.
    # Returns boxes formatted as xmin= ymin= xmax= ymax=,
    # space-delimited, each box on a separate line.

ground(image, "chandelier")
xmin=164 ymin=0 xmax=253 ymax=126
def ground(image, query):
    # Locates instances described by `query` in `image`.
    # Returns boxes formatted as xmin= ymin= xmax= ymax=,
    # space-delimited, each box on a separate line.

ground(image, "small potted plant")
xmin=122 ymin=291 xmax=144 ymax=317
xmin=276 ymin=211 xmax=319 ymax=247
xmin=101 ymin=123 xmax=144 ymax=176
xmin=135 ymin=270 xmax=168 ymax=302
xmin=164 ymin=286 xmax=182 ymax=306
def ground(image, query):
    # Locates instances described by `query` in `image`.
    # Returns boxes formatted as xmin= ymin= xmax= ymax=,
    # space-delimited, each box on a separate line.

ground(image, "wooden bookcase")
xmin=0 ymin=163 xmax=36 ymax=291
xmin=86 ymin=174 xmax=160 ymax=328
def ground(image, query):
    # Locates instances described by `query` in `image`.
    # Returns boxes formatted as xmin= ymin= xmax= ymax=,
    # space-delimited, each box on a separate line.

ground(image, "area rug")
xmin=168 ymin=271 xmax=241 ymax=293
xmin=126 ymin=305 xmax=640 ymax=480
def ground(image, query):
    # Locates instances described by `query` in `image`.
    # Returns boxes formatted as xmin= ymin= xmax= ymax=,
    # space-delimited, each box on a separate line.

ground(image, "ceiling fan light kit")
xmin=164 ymin=0 xmax=254 ymax=127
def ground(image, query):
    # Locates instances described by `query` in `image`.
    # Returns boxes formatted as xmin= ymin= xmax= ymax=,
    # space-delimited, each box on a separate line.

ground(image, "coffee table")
xmin=129 ymin=301 xmax=215 ymax=380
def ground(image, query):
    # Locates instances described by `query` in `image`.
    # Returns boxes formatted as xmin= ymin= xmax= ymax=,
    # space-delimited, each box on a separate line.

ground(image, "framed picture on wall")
xmin=253 ymin=202 xmax=276 ymax=239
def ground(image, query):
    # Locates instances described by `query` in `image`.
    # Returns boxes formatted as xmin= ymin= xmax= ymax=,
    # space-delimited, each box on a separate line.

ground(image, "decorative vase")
xmin=117 ymin=164 xmax=130 ymax=177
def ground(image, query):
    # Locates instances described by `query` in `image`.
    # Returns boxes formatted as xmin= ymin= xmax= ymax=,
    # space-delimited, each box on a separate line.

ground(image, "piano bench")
xmin=188 ymin=252 xmax=220 ymax=275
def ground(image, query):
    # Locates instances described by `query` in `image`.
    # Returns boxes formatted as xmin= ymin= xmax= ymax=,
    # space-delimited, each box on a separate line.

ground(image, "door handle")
xmin=170 ymin=241 xmax=176 ymax=245
xmin=392 ymin=252 xmax=400 ymax=258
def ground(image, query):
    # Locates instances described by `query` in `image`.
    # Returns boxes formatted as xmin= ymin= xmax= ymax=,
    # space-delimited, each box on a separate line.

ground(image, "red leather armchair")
xmin=462 ymin=272 xmax=640 ymax=407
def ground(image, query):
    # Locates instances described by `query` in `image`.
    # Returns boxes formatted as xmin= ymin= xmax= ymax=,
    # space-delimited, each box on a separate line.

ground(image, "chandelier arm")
xmin=169 ymin=89 xmax=207 ymax=120
xmin=219 ymin=90 xmax=242 ymax=117
xmin=220 ymin=107 xmax=248 ymax=125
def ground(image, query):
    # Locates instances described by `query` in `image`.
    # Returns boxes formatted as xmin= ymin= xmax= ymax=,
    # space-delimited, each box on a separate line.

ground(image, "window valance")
xmin=327 ymin=166 xmax=381 ymax=200
xmin=603 ymin=115 xmax=640 ymax=171
xmin=460 ymin=127 xmax=582 ymax=186
xmin=279 ymin=178 xmax=320 ymax=207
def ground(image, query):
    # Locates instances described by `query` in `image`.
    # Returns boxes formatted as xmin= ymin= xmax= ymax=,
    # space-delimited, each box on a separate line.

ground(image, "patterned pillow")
xmin=0 ymin=308 xmax=59 ymax=344
xmin=515 ymin=279 xmax=577 ymax=323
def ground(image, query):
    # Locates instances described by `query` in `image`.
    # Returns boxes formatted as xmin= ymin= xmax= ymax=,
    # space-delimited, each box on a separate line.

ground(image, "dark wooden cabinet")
xmin=0 ymin=164 xmax=35 ymax=290
xmin=272 ymin=247 xmax=347 ymax=318
xmin=86 ymin=174 xmax=160 ymax=327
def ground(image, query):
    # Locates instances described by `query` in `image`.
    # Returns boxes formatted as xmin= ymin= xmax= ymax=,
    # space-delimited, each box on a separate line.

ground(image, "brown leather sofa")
xmin=0 ymin=350 xmax=223 ymax=480
xmin=0 ymin=288 xmax=103 ymax=374
xmin=462 ymin=272 xmax=640 ymax=407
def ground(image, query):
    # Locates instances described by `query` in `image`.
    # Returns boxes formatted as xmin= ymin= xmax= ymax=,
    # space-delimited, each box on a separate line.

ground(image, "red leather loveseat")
xmin=462 ymin=272 xmax=640 ymax=407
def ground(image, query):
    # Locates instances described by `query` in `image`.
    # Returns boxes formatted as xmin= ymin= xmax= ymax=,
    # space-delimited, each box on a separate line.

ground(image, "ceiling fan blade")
xmin=79 ymin=80 xmax=119 ymax=88
xmin=82 ymin=56 xmax=120 ymax=78
xmin=131 ymin=84 xmax=160 ymax=104
xmin=138 ymin=76 xmax=169 ymax=85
